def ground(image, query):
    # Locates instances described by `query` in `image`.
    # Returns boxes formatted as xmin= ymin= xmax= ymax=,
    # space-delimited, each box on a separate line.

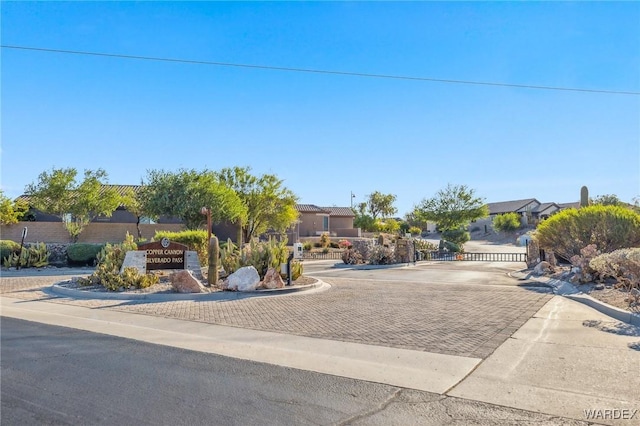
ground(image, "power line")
xmin=2 ymin=44 xmax=639 ymax=96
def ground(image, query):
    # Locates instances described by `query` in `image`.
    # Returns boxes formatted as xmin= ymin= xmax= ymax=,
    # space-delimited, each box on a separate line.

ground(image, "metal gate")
xmin=425 ymin=251 xmax=527 ymax=262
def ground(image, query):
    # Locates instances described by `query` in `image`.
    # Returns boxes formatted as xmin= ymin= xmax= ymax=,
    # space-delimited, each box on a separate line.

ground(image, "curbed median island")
xmin=53 ymin=233 xmax=317 ymax=299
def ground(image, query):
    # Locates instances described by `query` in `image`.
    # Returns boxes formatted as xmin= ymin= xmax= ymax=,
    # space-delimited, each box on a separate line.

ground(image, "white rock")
xmin=227 ymin=266 xmax=260 ymax=292
xmin=533 ymin=261 xmax=552 ymax=276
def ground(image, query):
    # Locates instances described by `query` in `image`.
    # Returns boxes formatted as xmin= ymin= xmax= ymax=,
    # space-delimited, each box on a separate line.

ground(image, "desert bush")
xmin=369 ymin=245 xmax=396 ymax=265
xmin=329 ymin=241 xmax=340 ymax=249
xmin=338 ymin=239 xmax=352 ymax=249
xmin=589 ymin=248 xmax=640 ymax=290
xmin=0 ymin=240 xmax=20 ymax=261
xmin=569 ymin=244 xmax=600 ymax=282
xmin=378 ymin=219 xmax=400 ymax=233
xmin=441 ymin=228 xmax=470 ymax=248
xmin=219 ymin=237 xmax=290 ymax=280
xmin=2 ymin=242 xmax=50 ymax=268
xmin=290 ymin=260 xmax=303 ymax=281
xmin=493 ymin=212 xmax=521 ymax=232
xmin=535 ymin=205 xmax=640 ymax=260
xmin=67 ymin=243 xmax=105 ymax=266
xmin=408 ymin=226 xmax=422 ymax=236
xmin=443 ymin=241 xmax=461 ymax=253
xmin=78 ymin=234 xmax=158 ymax=291
xmin=341 ymin=248 xmax=364 ymax=265
xmin=302 ymin=241 xmax=312 ymax=251
xmin=319 ymin=232 xmax=331 ymax=248
xmin=414 ymin=239 xmax=438 ymax=251
xmin=153 ymin=229 xmax=208 ymax=266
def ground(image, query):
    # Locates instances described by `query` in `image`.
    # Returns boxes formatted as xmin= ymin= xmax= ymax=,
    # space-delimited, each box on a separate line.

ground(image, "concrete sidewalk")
xmin=450 ymin=296 xmax=640 ymax=425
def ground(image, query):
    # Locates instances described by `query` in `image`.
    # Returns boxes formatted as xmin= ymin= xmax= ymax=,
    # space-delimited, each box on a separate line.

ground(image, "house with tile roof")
xmin=294 ymin=204 xmax=358 ymax=238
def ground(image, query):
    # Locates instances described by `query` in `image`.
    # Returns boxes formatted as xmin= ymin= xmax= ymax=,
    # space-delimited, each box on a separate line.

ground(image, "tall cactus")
xmin=208 ymin=235 xmax=219 ymax=287
xmin=580 ymin=186 xmax=589 ymax=208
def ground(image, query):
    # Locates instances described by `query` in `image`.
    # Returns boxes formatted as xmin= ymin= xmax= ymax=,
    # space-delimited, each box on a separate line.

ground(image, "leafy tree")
xmin=0 ymin=190 xmax=28 ymax=225
xmin=535 ymin=205 xmax=640 ymax=260
xmin=139 ymin=169 xmax=246 ymax=230
xmin=591 ymin=194 xmax=622 ymax=206
xmin=493 ymin=212 xmax=522 ymax=233
xmin=413 ymin=184 xmax=488 ymax=247
xmin=364 ymin=191 xmax=397 ymax=220
xmin=353 ymin=213 xmax=376 ymax=232
xmin=216 ymin=166 xmax=298 ymax=242
xmin=378 ymin=218 xmax=400 ymax=233
xmin=25 ymin=168 xmax=123 ymax=242
xmin=120 ymin=186 xmax=145 ymax=240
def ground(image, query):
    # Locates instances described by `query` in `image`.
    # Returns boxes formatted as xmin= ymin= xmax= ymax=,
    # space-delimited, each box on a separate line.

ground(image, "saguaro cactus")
xmin=580 ymin=186 xmax=589 ymax=208
xmin=208 ymin=235 xmax=219 ymax=287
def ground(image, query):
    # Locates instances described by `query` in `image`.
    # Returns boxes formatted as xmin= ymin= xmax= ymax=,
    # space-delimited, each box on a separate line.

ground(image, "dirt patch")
xmin=577 ymin=283 xmax=639 ymax=314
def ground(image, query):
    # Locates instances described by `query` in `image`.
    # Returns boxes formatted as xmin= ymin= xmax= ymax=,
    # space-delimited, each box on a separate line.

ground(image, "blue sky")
xmin=2 ymin=1 xmax=639 ymax=216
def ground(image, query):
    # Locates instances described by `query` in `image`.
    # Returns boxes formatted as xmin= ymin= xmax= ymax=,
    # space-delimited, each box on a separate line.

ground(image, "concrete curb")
xmin=49 ymin=277 xmax=330 ymax=302
xmin=332 ymin=262 xmax=416 ymax=270
xmin=509 ymin=270 xmax=640 ymax=327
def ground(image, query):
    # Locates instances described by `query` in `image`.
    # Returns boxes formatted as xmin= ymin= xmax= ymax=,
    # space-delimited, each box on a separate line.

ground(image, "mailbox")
xmin=293 ymin=242 xmax=303 ymax=259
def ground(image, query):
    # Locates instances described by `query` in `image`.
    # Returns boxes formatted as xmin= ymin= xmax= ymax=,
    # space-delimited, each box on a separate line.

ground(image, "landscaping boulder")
xmin=227 ymin=266 xmax=260 ymax=292
xmin=533 ymin=261 xmax=552 ymax=276
xmin=170 ymin=270 xmax=205 ymax=293
xmin=261 ymin=267 xmax=285 ymax=289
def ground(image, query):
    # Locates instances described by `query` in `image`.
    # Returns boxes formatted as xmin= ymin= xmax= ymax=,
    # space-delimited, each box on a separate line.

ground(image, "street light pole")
xmin=350 ymin=191 xmax=356 ymax=209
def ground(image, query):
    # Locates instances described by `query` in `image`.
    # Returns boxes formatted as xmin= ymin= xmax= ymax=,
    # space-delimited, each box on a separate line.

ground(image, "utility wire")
xmin=2 ymin=44 xmax=639 ymax=96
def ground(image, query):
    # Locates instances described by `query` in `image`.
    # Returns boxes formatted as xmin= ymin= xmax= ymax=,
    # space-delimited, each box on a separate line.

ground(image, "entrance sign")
xmin=137 ymin=240 xmax=188 ymax=270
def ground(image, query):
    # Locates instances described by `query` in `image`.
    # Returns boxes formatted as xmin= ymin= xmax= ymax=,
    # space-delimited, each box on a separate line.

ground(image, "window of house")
xmin=140 ymin=216 xmax=157 ymax=225
xmin=323 ymin=216 xmax=329 ymax=231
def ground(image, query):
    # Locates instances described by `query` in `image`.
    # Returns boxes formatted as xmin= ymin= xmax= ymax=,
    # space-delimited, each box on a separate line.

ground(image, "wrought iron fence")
xmin=423 ymin=251 xmax=527 ymax=262
xmin=302 ymin=251 xmax=344 ymax=260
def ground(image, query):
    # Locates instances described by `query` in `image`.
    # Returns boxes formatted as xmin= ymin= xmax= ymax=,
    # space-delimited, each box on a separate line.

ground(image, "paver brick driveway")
xmin=1 ymin=262 xmax=552 ymax=359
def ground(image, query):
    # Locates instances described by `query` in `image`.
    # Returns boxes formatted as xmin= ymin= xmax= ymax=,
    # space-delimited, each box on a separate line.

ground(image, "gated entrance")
xmin=425 ymin=251 xmax=527 ymax=262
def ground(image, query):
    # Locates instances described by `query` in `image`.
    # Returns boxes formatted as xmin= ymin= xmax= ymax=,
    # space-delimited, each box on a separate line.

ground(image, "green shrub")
xmin=0 ymin=240 xmax=20 ymax=261
xmin=442 ymin=228 xmax=469 ymax=248
xmin=535 ymin=205 xmax=640 ymax=260
xmin=302 ymin=241 xmax=312 ymax=251
xmin=329 ymin=241 xmax=340 ymax=249
xmin=443 ymin=241 xmax=461 ymax=253
xmin=153 ymin=230 xmax=208 ymax=266
xmin=408 ymin=226 xmax=422 ymax=236
xmin=67 ymin=243 xmax=105 ymax=266
xmin=493 ymin=212 xmax=521 ymax=232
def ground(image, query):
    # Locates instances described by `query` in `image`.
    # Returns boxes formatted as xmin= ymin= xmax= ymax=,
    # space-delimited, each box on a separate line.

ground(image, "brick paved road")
xmin=1 ymin=267 xmax=552 ymax=359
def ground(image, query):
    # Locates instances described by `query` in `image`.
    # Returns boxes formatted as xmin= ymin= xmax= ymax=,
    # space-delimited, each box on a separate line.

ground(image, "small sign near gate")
xmin=137 ymin=239 xmax=188 ymax=270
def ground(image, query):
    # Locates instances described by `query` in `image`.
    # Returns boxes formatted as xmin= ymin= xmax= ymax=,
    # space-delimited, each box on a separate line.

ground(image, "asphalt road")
xmin=1 ymin=318 xmax=587 ymax=425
